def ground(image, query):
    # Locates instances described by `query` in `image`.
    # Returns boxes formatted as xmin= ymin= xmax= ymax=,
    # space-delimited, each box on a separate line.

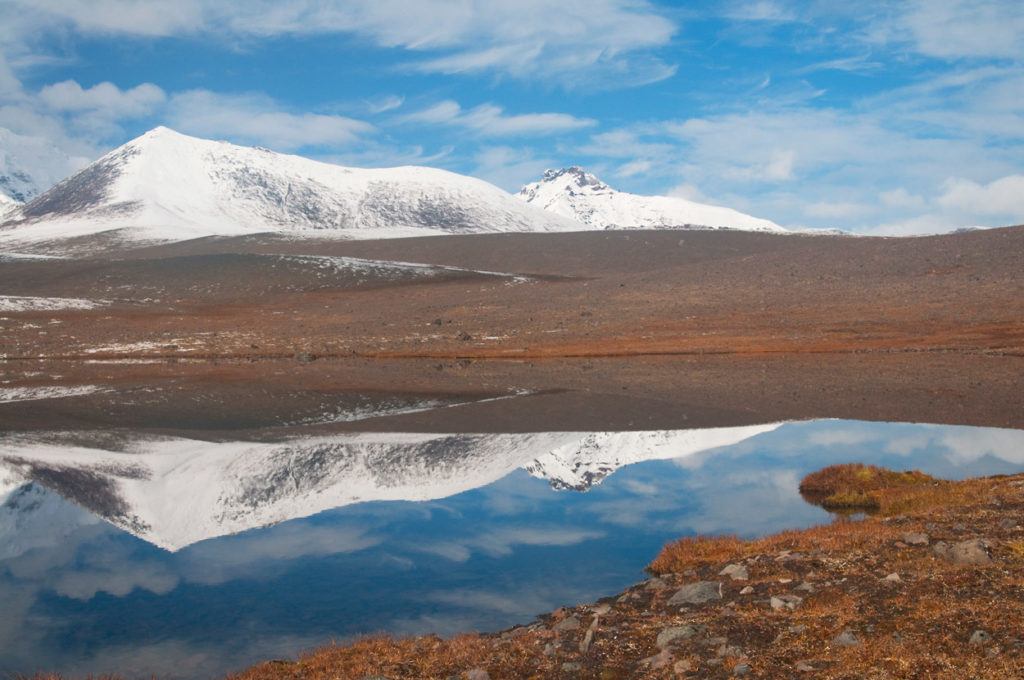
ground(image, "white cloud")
xmin=896 ymin=0 xmax=1024 ymax=59
xmin=4 ymin=0 xmax=678 ymax=88
xmin=723 ymin=1 xmax=799 ymax=22
xmin=880 ymin=187 xmax=927 ymax=210
xmin=803 ymin=200 xmax=868 ymax=218
xmin=938 ymin=175 xmax=1024 ymax=217
xmin=365 ymin=94 xmax=404 ymax=114
xmin=39 ymin=80 xmax=166 ymax=117
xmin=400 ymin=100 xmax=595 ymax=137
xmin=166 ymin=90 xmax=375 ymax=150
xmin=471 ymin=145 xmax=560 ymax=192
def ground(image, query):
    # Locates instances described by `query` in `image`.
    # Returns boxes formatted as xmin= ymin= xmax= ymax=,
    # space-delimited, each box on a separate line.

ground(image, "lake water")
xmin=2 ymin=362 xmax=1023 ymax=678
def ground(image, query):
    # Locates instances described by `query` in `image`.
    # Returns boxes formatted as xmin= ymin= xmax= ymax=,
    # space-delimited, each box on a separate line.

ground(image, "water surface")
xmin=3 ymin=414 xmax=1023 ymax=678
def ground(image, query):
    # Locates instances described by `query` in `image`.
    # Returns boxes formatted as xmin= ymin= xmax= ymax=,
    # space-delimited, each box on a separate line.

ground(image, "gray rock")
xmin=543 ymin=643 xmax=556 ymax=657
xmin=954 ymin=523 xmax=967 ymax=532
xmin=465 ymin=671 xmax=491 ymax=680
xmin=999 ymin=518 xmax=1018 ymax=530
xmin=579 ymin=629 xmax=594 ymax=653
xmin=733 ymin=663 xmax=752 ymax=676
xmin=641 ymin=649 xmax=673 ymax=670
xmin=740 ymin=585 xmax=754 ymax=595
xmin=771 ymin=594 xmax=804 ymax=611
xmin=720 ymin=563 xmax=749 ymax=580
xmin=554 ymin=616 xmax=581 ymax=632
xmin=833 ymin=630 xmax=861 ymax=647
xmin=657 ymin=625 xmax=698 ymax=649
xmin=970 ymin=630 xmax=992 ymax=645
xmin=643 ymin=577 xmax=668 ymax=591
xmin=795 ymin=581 xmax=815 ymax=593
xmin=668 ymin=581 xmax=723 ymax=606
xmin=932 ymin=538 xmax=993 ymax=566
xmin=561 ymin=662 xmax=581 ymax=672
xmin=902 ymin=532 xmax=930 ymax=546
xmin=788 ymin=624 xmax=808 ymax=633
xmin=718 ymin=644 xmax=744 ymax=658
xmin=883 ymin=572 xmax=902 ymax=583
xmin=795 ymin=661 xmax=815 ymax=672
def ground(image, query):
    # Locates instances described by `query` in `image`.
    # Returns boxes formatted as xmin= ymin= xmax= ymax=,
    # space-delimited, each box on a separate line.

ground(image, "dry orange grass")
xmin=799 ymin=463 xmax=939 ymax=512
xmin=229 ymin=633 xmax=553 ymax=680
xmin=647 ymin=519 xmax=902 ymax=576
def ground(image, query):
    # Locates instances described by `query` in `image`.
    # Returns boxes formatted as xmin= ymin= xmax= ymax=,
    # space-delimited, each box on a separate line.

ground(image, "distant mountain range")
xmin=0 ymin=127 xmax=783 ymax=248
xmin=0 ymin=425 xmax=780 ymax=551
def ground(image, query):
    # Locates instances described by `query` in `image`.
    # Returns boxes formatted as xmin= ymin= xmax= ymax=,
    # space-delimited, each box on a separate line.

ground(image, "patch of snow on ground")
xmin=0 ymin=296 xmax=109 ymax=312
xmin=0 ymin=385 xmax=106 ymax=403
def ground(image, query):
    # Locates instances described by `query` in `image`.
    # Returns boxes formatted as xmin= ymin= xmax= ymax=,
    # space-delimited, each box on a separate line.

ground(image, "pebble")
xmin=795 ymin=661 xmax=815 ymax=672
xmin=673 ymin=660 xmax=693 ymax=673
xmin=554 ymin=616 xmax=581 ymax=632
xmin=640 ymin=649 xmax=673 ymax=670
xmin=999 ymin=518 xmax=1018 ymax=530
xmin=970 ymin=630 xmax=992 ymax=645
xmin=579 ymin=629 xmax=595 ymax=654
xmin=720 ymin=563 xmax=749 ymax=580
xmin=770 ymin=594 xmax=804 ymax=611
xmin=833 ymin=630 xmax=861 ymax=647
xmin=902 ymin=532 xmax=930 ymax=545
xmin=717 ymin=644 xmax=744 ymax=658
xmin=668 ymin=581 xmax=723 ymax=607
xmin=657 ymin=625 xmax=699 ymax=649
xmin=733 ymin=663 xmax=752 ymax=676
xmin=795 ymin=581 xmax=815 ymax=592
xmin=932 ymin=538 xmax=993 ymax=566
xmin=465 ymin=671 xmax=490 ymax=680
xmin=883 ymin=572 xmax=902 ymax=583
xmin=643 ymin=577 xmax=667 ymax=591
xmin=561 ymin=662 xmax=582 ymax=672
xmin=740 ymin=585 xmax=755 ymax=595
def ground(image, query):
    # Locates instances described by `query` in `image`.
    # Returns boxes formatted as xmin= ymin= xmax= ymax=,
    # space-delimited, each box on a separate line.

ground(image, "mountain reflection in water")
xmin=2 ymin=417 xmax=1024 ymax=679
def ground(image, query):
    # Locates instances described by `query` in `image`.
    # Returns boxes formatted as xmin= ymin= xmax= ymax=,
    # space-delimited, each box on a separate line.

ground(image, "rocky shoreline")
xmin=224 ymin=469 xmax=1024 ymax=680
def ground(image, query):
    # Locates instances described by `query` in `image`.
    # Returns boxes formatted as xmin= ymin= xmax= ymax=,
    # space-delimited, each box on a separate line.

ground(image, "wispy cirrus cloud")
xmin=398 ymin=100 xmax=596 ymax=137
xmin=165 ymin=90 xmax=375 ymax=150
xmin=1 ymin=0 xmax=678 ymax=89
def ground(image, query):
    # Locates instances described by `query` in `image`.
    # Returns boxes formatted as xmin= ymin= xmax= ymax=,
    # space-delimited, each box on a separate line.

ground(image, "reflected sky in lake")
xmin=2 ymin=419 xmax=1024 ymax=678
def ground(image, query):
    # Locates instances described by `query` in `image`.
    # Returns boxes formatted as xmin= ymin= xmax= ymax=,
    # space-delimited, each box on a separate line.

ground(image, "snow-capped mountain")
xmin=0 ymin=425 xmax=781 ymax=551
xmin=518 ymin=167 xmax=785 ymax=232
xmin=0 ymin=127 xmax=580 ymax=246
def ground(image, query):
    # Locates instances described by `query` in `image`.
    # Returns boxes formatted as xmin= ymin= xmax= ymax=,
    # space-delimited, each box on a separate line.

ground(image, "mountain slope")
xmin=518 ymin=167 xmax=784 ymax=232
xmin=0 ymin=127 xmax=581 ymax=246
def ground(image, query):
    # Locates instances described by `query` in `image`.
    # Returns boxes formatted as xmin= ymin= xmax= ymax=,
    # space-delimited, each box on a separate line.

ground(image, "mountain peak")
xmin=518 ymin=166 xmax=784 ymax=232
xmin=540 ymin=166 xmax=606 ymax=190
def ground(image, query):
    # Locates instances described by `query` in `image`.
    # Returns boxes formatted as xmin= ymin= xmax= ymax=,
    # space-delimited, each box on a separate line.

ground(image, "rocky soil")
xmin=228 ymin=470 xmax=1024 ymax=680
xmin=1 ymin=227 xmax=1022 ymax=363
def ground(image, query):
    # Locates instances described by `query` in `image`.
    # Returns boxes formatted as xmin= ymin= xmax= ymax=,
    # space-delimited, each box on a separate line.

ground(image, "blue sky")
xmin=0 ymin=0 xmax=1022 ymax=233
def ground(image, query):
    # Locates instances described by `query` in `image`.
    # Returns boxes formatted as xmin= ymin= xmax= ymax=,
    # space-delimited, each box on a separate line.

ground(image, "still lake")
xmin=2 ymin=363 xmax=1023 ymax=678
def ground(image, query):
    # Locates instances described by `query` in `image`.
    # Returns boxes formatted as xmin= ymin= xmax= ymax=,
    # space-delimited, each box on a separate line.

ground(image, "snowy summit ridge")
xmin=0 ymin=126 xmax=580 ymax=245
xmin=518 ymin=166 xmax=784 ymax=232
